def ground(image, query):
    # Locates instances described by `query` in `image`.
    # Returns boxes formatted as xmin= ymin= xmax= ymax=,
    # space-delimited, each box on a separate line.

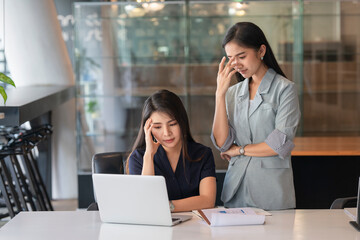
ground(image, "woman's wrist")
xmin=239 ymin=145 xmax=247 ymax=156
xmin=144 ymin=151 xmax=155 ymax=160
xmin=142 ymin=152 xmax=155 ymax=175
xmin=215 ymin=87 xmax=227 ymax=97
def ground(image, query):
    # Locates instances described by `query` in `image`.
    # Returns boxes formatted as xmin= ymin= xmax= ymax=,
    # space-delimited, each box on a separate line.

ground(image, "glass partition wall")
xmin=74 ymin=1 xmax=360 ymax=173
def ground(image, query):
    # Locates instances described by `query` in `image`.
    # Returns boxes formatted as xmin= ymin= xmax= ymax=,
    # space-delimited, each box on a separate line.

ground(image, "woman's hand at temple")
xmin=212 ymin=56 xmax=237 ymax=148
xmin=142 ymin=118 xmax=160 ymax=175
xmin=144 ymin=118 xmax=160 ymax=156
xmin=216 ymin=56 xmax=237 ymax=97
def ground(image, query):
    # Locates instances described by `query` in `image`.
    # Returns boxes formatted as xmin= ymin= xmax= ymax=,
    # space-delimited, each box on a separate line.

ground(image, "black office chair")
xmin=87 ymin=152 xmax=127 ymax=211
xmin=330 ymin=196 xmax=357 ymax=209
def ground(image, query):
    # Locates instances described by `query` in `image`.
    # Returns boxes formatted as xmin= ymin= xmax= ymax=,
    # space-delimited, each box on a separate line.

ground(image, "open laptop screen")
xmin=93 ymin=174 xmax=191 ymax=226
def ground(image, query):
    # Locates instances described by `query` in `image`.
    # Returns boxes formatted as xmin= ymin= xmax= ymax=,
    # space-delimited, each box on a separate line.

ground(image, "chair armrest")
xmin=330 ymin=197 xmax=357 ymax=209
xmin=87 ymin=202 xmax=99 ymax=211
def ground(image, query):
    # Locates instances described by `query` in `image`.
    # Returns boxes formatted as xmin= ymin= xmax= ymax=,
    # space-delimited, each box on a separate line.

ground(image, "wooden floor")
xmin=293 ymin=136 xmax=360 ymax=156
xmin=52 ymin=199 xmax=78 ymax=211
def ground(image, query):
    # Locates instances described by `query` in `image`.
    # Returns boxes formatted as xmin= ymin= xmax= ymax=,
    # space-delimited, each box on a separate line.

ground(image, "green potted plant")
xmin=0 ymin=72 xmax=16 ymax=104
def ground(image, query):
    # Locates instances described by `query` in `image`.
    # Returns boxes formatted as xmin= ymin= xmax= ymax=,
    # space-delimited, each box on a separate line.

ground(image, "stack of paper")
xmin=194 ymin=207 xmax=266 ymax=227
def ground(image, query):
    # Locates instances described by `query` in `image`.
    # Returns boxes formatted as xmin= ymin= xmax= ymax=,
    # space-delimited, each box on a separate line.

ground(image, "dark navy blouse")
xmin=128 ymin=141 xmax=216 ymax=200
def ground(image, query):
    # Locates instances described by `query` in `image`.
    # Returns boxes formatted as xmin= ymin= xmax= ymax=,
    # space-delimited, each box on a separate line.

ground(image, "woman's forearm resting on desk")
xmin=172 ymin=176 xmax=216 ymax=212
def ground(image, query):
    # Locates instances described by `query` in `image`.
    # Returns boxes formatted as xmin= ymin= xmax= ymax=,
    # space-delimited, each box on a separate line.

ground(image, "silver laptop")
xmin=93 ymin=174 xmax=192 ymax=226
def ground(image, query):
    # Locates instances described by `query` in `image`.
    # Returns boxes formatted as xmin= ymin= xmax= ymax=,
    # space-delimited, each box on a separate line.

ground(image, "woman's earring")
xmin=261 ymin=56 xmax=264 ymax=60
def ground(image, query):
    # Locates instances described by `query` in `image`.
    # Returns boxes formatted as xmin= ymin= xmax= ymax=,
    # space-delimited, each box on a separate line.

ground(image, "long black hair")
xmin=222 ymin=22 xmax=286 ymax=82
xmin=126 ymin=89 xmax=198 ymax=173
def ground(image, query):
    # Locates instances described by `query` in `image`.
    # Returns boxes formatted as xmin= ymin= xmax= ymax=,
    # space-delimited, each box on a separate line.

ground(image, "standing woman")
xmin=212 ymin=22 xmax=301 ymax=210
xmin=128 ymin=90 xmax=216 ymax=212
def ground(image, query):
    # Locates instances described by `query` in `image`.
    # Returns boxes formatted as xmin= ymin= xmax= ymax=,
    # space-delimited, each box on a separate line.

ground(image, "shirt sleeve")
xmin=128 ymin=150 xmax=144 ymax=175
xmin=200 ymin=147 xmax=216 ymax=180
xmin=265 ymin=83 xmax=301 ymax=159
xmin=210 ymin=122 xmax=236 ymax=152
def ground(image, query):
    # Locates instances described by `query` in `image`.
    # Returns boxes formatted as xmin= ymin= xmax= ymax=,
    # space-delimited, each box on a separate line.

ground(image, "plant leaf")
xmin=0 ymin=73 xmax=16 ymax=87
xmin=0 ymin=86 xmax=8 ymax=104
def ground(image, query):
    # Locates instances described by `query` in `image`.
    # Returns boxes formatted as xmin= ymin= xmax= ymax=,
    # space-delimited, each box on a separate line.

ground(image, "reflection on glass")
xmin=75 ymin=1 xmax=360 ymax=172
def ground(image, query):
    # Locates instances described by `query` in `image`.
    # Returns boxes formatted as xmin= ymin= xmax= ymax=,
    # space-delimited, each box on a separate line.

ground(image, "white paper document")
xmin=196 ymin=207 xmax=266 ymax=227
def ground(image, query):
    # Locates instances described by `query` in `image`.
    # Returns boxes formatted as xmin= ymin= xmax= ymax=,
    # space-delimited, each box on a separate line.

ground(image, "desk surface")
xmin=0 ymin=85 xmax=75 ymax=126
xmin=293 ymin=136 xmax=360 ymax=156
xmin=0 ymin=209 xmax=359 ymax=240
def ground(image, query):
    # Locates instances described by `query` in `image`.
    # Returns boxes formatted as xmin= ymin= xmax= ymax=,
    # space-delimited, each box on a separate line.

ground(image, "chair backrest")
xmin=92 ymin=152 xmax=127 ymax=174
xmin=330 ymin=197 xmax=357 ymax=209
xmin=88 ymin=152 xmax=128 ymax=211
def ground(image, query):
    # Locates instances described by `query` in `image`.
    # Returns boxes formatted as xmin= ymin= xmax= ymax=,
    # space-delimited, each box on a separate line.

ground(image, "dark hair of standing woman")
xmin=222 ymin=22 xmax=286 ymax=82
xmin=126 ymin=89 xmax=199 ymax=173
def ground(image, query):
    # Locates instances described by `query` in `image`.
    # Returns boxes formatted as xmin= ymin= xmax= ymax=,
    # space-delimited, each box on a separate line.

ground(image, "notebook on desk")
xmin=92 ymin=174 xmax=192 ymax=226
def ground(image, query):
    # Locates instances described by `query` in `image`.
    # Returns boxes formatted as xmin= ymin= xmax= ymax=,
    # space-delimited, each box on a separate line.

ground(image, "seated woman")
xmin=127 ymin=89 xmax=216 ymax=212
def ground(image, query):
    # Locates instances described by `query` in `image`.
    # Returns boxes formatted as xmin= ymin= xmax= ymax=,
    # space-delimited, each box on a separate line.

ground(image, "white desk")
xmin=0 ymin=209 xmax=359 ymax=240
